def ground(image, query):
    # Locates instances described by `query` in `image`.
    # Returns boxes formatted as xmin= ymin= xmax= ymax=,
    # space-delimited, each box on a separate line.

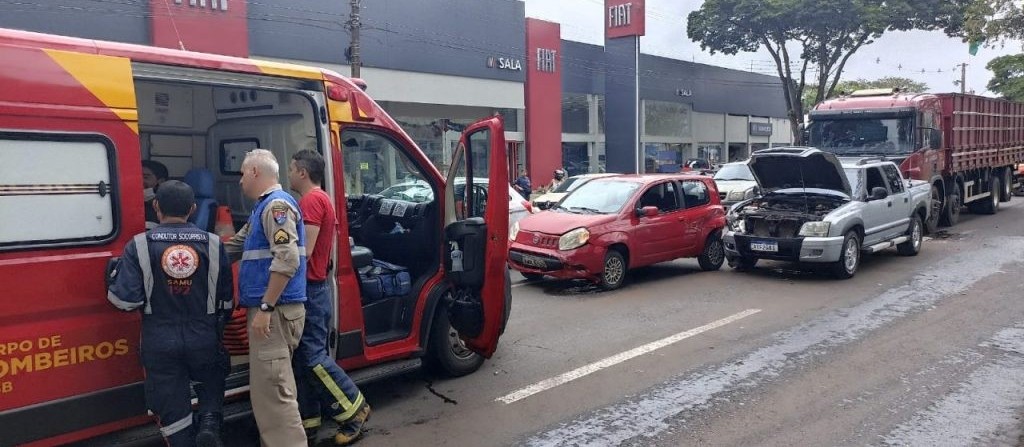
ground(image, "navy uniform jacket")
xmin=107 ymin=223 xmax=233 ymax=329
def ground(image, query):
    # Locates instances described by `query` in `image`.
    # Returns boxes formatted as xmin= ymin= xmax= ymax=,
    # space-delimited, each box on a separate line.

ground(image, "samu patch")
xmin=273 ymin=229 xmax=291 ymax=245
xmin=271 ymin=205 xmax=289 ymax=225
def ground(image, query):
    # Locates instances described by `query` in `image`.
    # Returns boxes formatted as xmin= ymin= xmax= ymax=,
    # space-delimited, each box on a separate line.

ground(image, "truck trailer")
xmin=807 ymin=89 xmax=1024 ymax=232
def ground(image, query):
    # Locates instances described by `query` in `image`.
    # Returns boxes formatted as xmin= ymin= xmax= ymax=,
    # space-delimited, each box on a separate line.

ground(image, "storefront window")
xmin=697 ymin=143 xmax=723 ymax=164
xmin=597 ymin=96 xmax=605 ymax=134
xmin=562 ymin=142 xmax=589 ymax=176
xmin=644 ymin=100 xmax=691 ymax=138
xmin=562 ymin=93 xmax=589 ymax=134
xmin=389 ymin=116 xmax=470 ymax=170
xmin=644 ymin=143 xmax=687 ymax=173
xmin=496 ymin=108 xmax=521 ymax=133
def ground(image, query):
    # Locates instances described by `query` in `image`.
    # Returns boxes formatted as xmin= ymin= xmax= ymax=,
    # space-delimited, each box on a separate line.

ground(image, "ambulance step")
xmin=350 ymin=358 xmax=422 ymax=386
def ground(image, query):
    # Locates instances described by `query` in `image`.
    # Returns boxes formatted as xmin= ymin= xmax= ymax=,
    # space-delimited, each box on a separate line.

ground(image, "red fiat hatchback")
xmin=508 ymin=174 xmax=727 ymax=289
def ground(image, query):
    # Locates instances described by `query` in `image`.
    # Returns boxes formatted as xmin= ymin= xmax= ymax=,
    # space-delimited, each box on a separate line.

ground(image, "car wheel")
xmin=697 ymin=231 xmax=725 ymax=271
xmin=897 ymin=215 xmax=923 ymax=256
xmin=521 ymin=272 xmax=544 ymax=281
xmin=830 ymin=230 xmax=861 ymax=279
xmin=598 ymin=249 xmax=627 ymax=290
xmin=425 ymin=298 xmax=484 ymax=378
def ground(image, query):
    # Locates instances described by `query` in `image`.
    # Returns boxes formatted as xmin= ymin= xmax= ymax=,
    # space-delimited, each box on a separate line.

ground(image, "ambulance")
xmin=0 ymin=28 xmax=510 ymax=445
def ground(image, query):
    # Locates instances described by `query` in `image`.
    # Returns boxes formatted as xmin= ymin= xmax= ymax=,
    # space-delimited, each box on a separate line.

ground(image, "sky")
xmin=522 ymin=0 xmax=1024 ymax=96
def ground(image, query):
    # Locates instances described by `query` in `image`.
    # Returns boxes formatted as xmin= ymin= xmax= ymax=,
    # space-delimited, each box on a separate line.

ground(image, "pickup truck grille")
xmin=745 ymin=216 xmax=802 ymax=238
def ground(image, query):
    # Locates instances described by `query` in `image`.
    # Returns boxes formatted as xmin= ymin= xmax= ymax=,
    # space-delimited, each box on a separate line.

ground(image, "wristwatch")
xmin=259 ymin=302 xmax=275 ymax=312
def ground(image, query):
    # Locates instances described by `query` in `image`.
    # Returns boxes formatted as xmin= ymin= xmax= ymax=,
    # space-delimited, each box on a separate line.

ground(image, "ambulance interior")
xmin=133 ymin=76 xmax=441 ymax=378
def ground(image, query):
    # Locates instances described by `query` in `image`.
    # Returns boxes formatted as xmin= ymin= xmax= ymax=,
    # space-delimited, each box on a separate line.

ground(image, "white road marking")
xmin=496 ymin=308 xmax=762 ymax=405
xmin=521 ymin=238 xmax=1024 ymax=447
xmin=883 ymin=325 xmax=1024 ymax=446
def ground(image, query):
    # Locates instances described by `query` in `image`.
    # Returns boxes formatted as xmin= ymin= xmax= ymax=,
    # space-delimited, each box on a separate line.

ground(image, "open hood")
xmin=748 ymin=148 xmax=851 ymax=196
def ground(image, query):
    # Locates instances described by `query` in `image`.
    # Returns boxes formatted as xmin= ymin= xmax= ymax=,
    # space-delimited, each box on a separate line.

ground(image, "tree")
xmin=987 ymin=54 xmax=1024 ymax=101
xmin=687 ymin=0 xmax=968 ymax=144
xmin=964 ymin=0 xmax=1024 ymax=42
xmin=802 ymin=77 xmax=930 ymax=111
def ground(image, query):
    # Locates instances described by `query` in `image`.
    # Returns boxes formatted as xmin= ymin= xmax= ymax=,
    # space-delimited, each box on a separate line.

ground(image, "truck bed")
xmin=940 ymin=93 xmax=1024 ymax=171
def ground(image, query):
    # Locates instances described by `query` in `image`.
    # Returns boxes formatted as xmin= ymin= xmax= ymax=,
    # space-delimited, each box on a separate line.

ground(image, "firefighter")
xmin=223 ymin=149 xmax=308 ymax=447
xmin=107 ymin=180 xmax=233 ymax=447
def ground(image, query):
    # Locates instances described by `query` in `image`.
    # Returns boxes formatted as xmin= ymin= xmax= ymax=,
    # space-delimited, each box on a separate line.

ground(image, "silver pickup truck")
xmin=723 ymin=147 xmax=930 ymax=279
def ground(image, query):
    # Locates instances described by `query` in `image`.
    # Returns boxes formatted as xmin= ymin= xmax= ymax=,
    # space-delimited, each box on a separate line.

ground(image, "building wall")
xmin=0 ymin=0 xmax=149 ymax=44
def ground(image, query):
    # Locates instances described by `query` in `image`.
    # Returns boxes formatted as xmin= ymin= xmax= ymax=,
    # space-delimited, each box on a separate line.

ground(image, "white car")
xmin=531 ymin=173 xmax=619 ymax=210
xmin=377 ymin=178 xmax=532 ymax=233
xmin=712 ymin=162 xmax=759 ymax=208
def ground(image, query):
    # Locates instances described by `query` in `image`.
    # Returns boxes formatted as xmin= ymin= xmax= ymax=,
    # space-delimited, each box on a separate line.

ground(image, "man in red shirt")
xmin=288 ymin=150 xmax=370 ymax=446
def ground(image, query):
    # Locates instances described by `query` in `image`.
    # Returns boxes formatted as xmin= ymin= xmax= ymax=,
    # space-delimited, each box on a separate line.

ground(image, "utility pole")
xmin=958 ymin=63 xmax=967 ymax=94
xmin=348 ymin=0 xmax=361 ymax=78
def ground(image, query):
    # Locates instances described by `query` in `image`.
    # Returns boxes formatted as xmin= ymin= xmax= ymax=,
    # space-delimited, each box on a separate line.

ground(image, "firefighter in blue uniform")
xmin=107 ymin=180 xmax=234 ymax=447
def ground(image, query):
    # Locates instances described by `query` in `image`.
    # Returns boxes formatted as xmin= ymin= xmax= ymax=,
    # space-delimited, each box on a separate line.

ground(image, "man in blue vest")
xmin=223 ymin=149 xmax=308 ymax=447
xmin=107 ymin=180 xmax=233 ymax=447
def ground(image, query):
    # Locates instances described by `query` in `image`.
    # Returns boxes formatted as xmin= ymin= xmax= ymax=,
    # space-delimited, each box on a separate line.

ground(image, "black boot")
xmin=196 ymin=412 xmax=224 ymax=447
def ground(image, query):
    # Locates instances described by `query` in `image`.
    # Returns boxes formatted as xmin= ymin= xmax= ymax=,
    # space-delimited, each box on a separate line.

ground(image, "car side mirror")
xmin=636 ymin=206 xmax=659 ymax=217
xmin=869 ymin=187 xmax=889 ymax=201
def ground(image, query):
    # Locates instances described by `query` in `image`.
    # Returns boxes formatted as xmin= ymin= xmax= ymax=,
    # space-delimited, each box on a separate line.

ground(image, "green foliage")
xmin=687 ymin=0 xmax=969 ymax=142
xmin=986 ymin=54 xmax=1024 ymax=101
xmin=964 ymin=0 xmax=1024 ymax=42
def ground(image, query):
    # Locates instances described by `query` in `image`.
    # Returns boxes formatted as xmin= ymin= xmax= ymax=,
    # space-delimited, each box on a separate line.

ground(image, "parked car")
xmin=508 ymin=174 xmax=727 ymax=290
xmin=532 ymin=173 xmax=619 ymax=210
xmin=378 ymin=178 xmax=532 ymax=231
xmin=712 ymin=162 xmax=758 ymax=208
xmin=723 ymin=148 xmax=930 ymax=279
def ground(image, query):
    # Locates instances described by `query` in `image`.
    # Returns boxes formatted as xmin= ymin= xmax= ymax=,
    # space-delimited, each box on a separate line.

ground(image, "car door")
xmin=882 ymin=164 xmax=912 ymax=239
xmin=861 ymin=167 xmax=893 ymax=245
xmin=442 ymin=116 xmax=507 ymax=358
xmin=677 ymin=179 xmax=715 ymax=256
xmin=631 ymin=181 xmax=679 ymax=264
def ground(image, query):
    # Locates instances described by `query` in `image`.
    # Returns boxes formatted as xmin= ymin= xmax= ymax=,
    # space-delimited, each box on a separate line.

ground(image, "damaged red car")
xmin=508 ymin=175 xmax=727 ymax=290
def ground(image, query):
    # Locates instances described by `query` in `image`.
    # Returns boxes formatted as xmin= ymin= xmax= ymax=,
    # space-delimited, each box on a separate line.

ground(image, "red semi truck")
xmin=807 ymin=89 xmax=1024 ymax=232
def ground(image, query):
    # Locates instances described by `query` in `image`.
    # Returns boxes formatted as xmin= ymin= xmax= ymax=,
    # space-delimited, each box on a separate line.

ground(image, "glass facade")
xmin=562 ymin=93 xmax=590 ymax=134
xmin=644 ymin=100 xmax=691 ymax=138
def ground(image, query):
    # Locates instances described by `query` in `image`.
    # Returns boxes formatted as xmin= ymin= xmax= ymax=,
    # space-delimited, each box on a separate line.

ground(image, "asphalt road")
xmin=224 ymin=199 xmax=1024 ymax=447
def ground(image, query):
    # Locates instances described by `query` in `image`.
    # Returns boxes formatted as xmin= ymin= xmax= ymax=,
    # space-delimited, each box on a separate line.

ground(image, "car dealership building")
xmin=0 ymin=0 xmax=792 ymax=185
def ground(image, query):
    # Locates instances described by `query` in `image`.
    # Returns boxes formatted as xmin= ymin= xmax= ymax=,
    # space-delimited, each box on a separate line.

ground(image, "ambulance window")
xmin=0 ymin=133 xmax=118 ymax=249
xmin=341 ymin=130 xmax=431 ymax=202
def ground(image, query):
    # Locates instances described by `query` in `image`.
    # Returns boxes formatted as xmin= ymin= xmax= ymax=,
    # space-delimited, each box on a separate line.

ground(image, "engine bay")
xmin=732 ymin=193 xmax=848 ymax=238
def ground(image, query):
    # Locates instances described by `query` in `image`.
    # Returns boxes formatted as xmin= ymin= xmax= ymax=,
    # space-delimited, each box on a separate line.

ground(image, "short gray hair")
xmin=243 ymin=149 xmax=279 ymax=177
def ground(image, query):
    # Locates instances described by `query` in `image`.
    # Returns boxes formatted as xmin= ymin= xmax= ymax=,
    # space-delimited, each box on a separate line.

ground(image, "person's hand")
xmin=251 ymin=311 xmax=272 ymax=339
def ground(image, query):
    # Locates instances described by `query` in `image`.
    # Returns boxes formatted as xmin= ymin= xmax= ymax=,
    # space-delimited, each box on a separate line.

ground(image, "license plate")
xmin=520 ymin=254 xmax=546 ymax=268
xmin=750 ymin=240 xmax=778 ymax=252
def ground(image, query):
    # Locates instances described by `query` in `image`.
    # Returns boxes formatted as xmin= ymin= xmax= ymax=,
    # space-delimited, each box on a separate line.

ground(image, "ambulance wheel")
xmin=426 ymin=300 xmax=484 ymax=378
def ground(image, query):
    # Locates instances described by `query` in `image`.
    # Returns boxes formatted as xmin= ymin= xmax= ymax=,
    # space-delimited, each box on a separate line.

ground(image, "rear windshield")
xmin=558 ymin=180 xmax=640 ymax=214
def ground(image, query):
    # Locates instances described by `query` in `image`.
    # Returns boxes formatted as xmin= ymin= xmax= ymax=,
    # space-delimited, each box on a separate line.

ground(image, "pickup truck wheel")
xmin=830 ymin=231 xmax=860 ymax=279
xmin=425 ymin=300 xmax=484 ymax=378
xmin=730 ymin=256 xmax=758 ymax=271
xmin=697 ymin=232 xmax=725 ymax=271
xmin=925 ymin=185 xmax=942 ymax=234
xmin=897 ymin=215 xmax=923 ymax=256
xmin=598 ymin=249 xmax=627 ymax=290
xmin=939 ymin=188 xmax=961 ymax=226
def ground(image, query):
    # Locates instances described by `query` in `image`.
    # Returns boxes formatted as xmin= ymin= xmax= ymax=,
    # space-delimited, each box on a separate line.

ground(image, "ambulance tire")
xmin=426 ymin=300 xmax=485 ymax=378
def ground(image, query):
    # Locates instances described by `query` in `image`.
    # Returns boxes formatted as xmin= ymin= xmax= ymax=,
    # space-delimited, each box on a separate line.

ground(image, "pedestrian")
xmin=544 ymin=168 xmax=566 ymax=192
xmin=106 ymin=180 xmax=233 ymax=447
xmin=514 ymin=168 xmax=532 ymax=198
xmin=142 ymin=159 xmax=169 ymax=228
xmin=288 ymin=150 xmax=371 ymax=445
xmin=223 ymin=149 xmax=308 ymax=447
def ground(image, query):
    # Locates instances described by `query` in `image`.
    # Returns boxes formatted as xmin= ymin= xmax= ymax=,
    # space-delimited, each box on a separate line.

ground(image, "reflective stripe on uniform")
xmin=159 ymin=414 xmax=192 ymax=438
xmin=314 ymin=364 xmax=363 ymax=422
xmin=133 ymin=233 xmax=154 ymax=314
xmin=241 ymin=246 xmax=306 ymax=261
xmin=207 ymin=234 xmax=220 ymax=314
xmin=302 ymin=417 xmax=322 ymax=429
xmin=107 ymin=290 xmax=142 ymax=311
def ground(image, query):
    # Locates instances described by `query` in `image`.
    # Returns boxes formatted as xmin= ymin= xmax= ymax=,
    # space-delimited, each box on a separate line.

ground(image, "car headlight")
xmin=558 ymin=227 xmax=590 ymax=251
xmin=510 ymin=221 xmax=520 ymax=241
xmin=798 ymin=221 xmax=831 ymax=237
xmin=728 ymin=217 xmax=746 ymax=234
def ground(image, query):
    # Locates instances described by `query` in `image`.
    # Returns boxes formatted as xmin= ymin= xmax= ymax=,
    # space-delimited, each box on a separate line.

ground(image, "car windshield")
xmin=713 ymin=164 xmax=753 ymax=181
xmin=558 ymin=180 xmax=640 ymax=214
xmin=808 ymin=116 xmax=915 ymax=156
xmin=552 ymin=176 xmax=582 ymax=193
